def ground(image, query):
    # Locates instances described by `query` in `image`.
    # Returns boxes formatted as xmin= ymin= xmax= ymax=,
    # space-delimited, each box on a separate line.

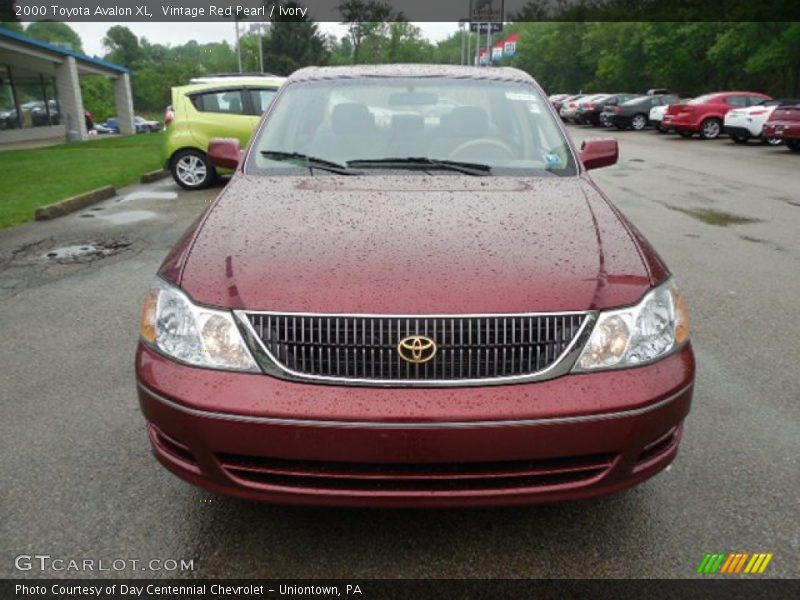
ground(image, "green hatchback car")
xmin=163 ymin=76 xmax=285 ymax=189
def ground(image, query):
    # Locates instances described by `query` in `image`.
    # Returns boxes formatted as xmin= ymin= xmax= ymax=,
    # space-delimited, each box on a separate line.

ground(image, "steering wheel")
xmin=449 ymin=138 xmax=515 ymax=162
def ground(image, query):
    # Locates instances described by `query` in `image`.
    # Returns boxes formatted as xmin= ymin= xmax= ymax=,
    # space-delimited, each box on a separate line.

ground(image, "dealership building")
xmin=0 ymin=27 xmax=134 ymax=147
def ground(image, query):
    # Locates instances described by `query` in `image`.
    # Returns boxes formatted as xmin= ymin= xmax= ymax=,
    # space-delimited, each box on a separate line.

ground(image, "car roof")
xmin=173 ymin=77 xmax=286 ymax=95
xmin=286 ymin=64 xmax=535 ymax=84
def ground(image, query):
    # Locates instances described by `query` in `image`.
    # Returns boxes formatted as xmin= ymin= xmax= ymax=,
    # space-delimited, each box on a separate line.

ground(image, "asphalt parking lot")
xmin=1 ymin=128 xmax=798 ymax=579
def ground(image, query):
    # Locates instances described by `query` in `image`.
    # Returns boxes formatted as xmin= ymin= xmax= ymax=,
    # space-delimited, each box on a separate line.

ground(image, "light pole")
xmin=466 ymin=25 xmax=471 ymax=66
xmin=235 ymin=19 xmax=242 ymax=73
xmin=459 ymin=19 xmax=468 ymax=65
xmin=486 ymin=24 xmax=491 ymax=68
xmin=249 ymin=23 xmax=270 ymax=73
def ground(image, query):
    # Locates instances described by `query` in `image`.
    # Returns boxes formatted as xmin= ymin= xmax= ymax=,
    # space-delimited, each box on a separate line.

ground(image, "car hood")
xmin=176 ymin=174 xmax=656 ymax=313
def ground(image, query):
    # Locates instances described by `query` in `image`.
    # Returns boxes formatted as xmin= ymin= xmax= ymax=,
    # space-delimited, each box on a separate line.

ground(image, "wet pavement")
xmin=1 ymin=128 xmax=798 ymax=579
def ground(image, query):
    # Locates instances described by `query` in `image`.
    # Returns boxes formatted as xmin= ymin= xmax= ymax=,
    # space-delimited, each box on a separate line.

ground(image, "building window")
xmin=13 ymin=67 xmax=54 ymax=128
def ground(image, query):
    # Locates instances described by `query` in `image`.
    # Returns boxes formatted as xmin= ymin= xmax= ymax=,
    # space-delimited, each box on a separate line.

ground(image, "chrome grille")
xmin=243 ymin=312 xmax=588 ymax=384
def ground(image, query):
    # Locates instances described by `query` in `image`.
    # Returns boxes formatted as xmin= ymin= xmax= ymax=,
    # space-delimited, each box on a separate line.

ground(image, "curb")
xmin=34 ymin=186 xmax=116 ymax=221
xmin=140 ymin=169 xmax=169 ymax=184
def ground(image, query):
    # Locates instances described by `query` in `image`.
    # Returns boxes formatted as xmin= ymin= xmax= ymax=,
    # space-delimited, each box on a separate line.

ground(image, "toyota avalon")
xmin=136 ymin=65 xmax=694 ymax=507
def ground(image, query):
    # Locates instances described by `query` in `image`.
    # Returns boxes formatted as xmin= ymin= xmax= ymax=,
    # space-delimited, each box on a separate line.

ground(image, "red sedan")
xmin=762 ymin=102 xmax=800 ymax=151
xmin=662 ymin=91 xmax=771 ymax=139
xmin=136 ymin=65 xmax=694 ymax=507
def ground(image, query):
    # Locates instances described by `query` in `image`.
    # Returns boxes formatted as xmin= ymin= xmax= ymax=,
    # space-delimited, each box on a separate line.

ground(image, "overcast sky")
xmin=64 ymin=22 xmax=460 ymax=57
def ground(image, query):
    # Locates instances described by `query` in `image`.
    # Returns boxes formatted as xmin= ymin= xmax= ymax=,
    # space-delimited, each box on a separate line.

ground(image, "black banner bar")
xmin=3 ymin=0 xmax=800 ymax=23
xmin=3 ymin=579 xmax=799 ymax=600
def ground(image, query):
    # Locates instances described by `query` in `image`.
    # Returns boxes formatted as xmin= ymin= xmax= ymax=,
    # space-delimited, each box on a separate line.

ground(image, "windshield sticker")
xmin=505 ymin=92 xmax=539 ymax=102
xmin=544 ymin=153 xmax=563 ymax=167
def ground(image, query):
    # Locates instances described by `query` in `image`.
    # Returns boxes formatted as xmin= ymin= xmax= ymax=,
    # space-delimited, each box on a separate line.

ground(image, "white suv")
xmin=724 ymin=98 xmax=800 ymax=145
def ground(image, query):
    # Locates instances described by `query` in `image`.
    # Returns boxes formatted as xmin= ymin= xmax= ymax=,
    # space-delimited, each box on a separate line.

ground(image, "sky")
xmin=65 ymin=22 xmax=460 ymax=58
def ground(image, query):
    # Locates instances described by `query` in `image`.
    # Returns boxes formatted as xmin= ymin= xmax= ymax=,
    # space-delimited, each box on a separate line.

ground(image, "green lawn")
xmin=0 ymin=133 xmax=165 ymax=229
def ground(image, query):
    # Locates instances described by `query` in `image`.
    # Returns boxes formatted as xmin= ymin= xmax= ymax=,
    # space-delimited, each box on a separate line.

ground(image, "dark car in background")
xmin=136 ymin=64 xmax=694 ymax=507
xmin=662 ymin=92 xmax=771 ymax=139
xmin=100 ymin=118 xmax=122 ymax=134
xmin=577 ymin=93 xmax=639 ymax=126
xmin=607 ymin=94 xmax=678 ymax=131
xmin=573 ymin=94 xmax=609 ymax=124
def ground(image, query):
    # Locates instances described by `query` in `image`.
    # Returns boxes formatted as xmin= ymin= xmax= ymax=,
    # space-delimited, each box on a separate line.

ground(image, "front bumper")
xmin=136 ymin=343 xmax=695 ymax=507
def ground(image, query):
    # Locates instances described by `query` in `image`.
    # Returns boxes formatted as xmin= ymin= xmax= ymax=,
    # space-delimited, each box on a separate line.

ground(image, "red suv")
xmin=136 ymin=65 xmax=694 ymax=507
xmin=663 ymin=92 xmax=771 ymax=139
xmin=762 ymin=102 xmax=800 ymax=151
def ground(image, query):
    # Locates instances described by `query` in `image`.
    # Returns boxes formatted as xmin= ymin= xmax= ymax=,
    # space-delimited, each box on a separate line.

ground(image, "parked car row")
xmin=89 ymin=115 xmax=162 ymax=135
xmin=549 ymin=90 xmax=800 ymax=150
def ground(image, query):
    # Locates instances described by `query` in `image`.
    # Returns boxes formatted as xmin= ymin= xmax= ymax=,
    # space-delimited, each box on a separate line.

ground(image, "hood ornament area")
xmin=397 ymin=335 xmax=438 ymax=364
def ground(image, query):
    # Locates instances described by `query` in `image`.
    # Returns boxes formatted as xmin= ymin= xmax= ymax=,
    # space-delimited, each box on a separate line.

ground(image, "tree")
xmin=103 ymin=25 xmax=143 ymax=68
xmin=25 ymin=22 xmax=84 ymax=52
xmin=0 ymin=0 xmax=21 ymax=29
xmin=384 ymin=22 xmax=433 ymax=63
xmin=262 ymin=2 xmax=329 ymax=75
xmin=337 ymin=0 xmax=394 ymax=63
xmin=328 ymin=35 xmax=354 ymax=65
xmin=433 ymin=30 xmax=469 ymax=65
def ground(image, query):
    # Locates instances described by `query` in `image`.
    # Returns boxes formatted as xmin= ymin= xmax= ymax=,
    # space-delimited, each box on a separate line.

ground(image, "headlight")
xmin=573 ymin=278 xmax=690 ymax=372
xmin=139 ymin=278 xmax=259 ymax=372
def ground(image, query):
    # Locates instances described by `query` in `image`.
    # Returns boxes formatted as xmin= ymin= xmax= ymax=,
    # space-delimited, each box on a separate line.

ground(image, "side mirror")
xmin=580 ymin=139 xmax=618 ymax=170
xmin=208 ymin=138 xmax=243 ymax=169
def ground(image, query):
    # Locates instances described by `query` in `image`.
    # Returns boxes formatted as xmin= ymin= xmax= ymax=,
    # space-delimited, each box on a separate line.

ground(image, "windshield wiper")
xmin=260 ymin=150 xmax=362 ymax=175
xmin=347 ymin=157 xmax=491 ymax=176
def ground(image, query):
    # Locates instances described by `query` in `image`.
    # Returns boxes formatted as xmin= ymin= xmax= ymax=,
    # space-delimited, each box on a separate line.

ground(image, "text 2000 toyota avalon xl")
xmin=136 ymin=65 xmax=694 ymax=507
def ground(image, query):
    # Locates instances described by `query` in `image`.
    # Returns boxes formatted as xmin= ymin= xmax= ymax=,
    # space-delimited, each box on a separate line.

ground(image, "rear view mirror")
xmin=208 ymin=138 xmax=243 ymax=169
xmin=580 ymin=139 xmax=618 ymax=170
xmin=389 ymin=92 xmax=439 ymax=106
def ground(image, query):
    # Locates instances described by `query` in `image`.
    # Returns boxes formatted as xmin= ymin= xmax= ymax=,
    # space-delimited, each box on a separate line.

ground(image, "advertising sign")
xmin=469 ymin=0 xmax=504 ymax=33
xmin=504 ymin=33 xmax=519 ymax=57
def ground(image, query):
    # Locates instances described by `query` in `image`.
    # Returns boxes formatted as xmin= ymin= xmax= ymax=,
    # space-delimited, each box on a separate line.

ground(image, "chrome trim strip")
xmin=138 ymin=382 xmax=693 ymax=430
xmin=239 ymin=309 xmax=591 ymax=318
xmin=233 ymin=310 xmax=597 ymax=388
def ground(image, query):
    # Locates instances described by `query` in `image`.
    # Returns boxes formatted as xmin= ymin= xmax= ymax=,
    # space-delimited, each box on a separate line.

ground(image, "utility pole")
xmin=466 ymin=25 xmax=471 ymax=66
xmin=250 ymin=22 xmax=270 ymax=73
xmin=235 ymin=19 xmax=242 ymax=73
xmin=459 ymin=20 xmax=467 ymax=65
xmin=486 ymin=24 xmax=491 ymax=68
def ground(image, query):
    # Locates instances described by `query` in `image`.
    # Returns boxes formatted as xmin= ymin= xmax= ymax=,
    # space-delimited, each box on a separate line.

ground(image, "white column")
xmin=114 ymin=72 xmax=135 ymax=135
xmin=55 ymin=56 xmax=87 ymax=141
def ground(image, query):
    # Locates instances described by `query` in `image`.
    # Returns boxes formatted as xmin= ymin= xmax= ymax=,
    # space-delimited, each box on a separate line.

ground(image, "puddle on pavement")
xmin=118 ymin=191 xmax=178 ymax=203
xmin=30 ymin=239 xmax=133 ymax=264
xmin=661 ymin=204 xmax=760 ymax=226
xmin=98 ymin=210 xmax=157 ymax=225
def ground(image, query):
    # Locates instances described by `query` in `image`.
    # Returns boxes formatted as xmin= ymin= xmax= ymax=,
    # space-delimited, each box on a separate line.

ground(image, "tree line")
xmin=502 ymin=22 xmax=800 ymax=98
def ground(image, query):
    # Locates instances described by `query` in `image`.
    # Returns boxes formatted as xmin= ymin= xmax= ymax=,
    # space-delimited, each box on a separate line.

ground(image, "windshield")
xmin=248 ymin=78 xmax=577 ymax=177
